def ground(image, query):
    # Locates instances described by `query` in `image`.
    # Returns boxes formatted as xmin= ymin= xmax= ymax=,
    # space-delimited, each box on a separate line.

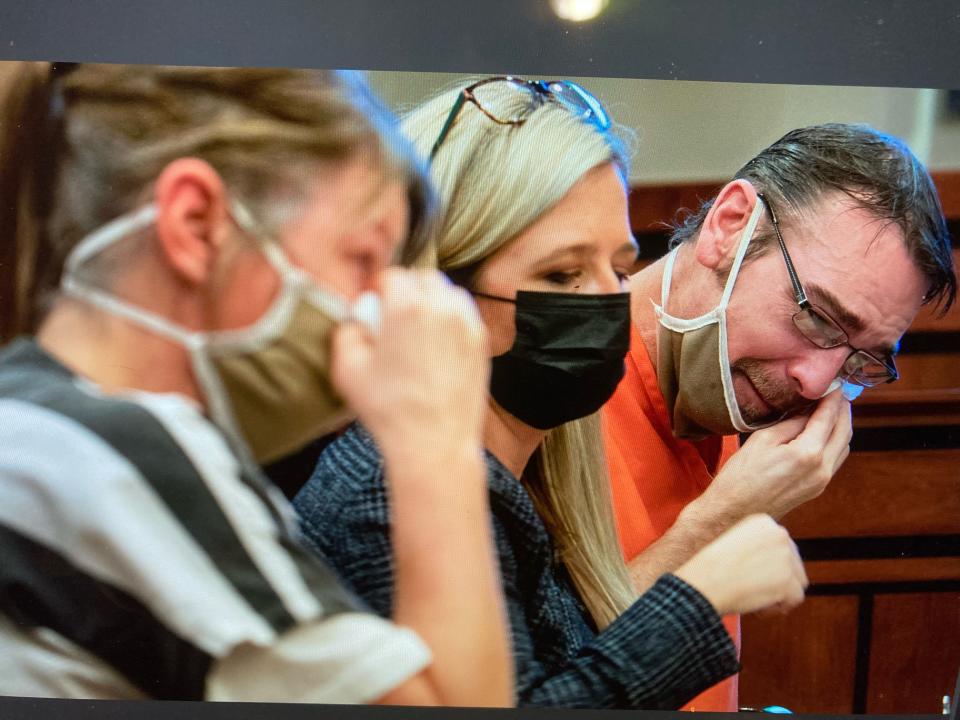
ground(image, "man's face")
xmin=714 ymin=191 xmax=927 ymax=425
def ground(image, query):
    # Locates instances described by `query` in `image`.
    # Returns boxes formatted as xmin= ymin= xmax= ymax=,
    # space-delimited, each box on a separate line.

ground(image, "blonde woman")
xmin=0 ymin=63 xmax=512 ymax=705
xmin=294 ymin=77 xmax=810 ymax=709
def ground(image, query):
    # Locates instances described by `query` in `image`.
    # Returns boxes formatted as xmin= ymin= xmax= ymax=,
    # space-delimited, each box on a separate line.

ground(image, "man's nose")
xmin=787 ymin=346 xmax=851 ymax=400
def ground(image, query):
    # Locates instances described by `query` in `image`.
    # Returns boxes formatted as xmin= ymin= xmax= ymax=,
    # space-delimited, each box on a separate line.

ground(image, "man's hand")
xmin=628 ymin=390 xmax=851 ymax=595
xmin=688 ymin=388 xmax=852 ymax=529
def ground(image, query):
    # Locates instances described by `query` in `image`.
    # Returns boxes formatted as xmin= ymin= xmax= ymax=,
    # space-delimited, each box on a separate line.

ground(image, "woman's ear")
xmin=694 ymin=179 xmax=759 ymax=272
xmin=153 ymin=158 xmax=232 ymax=286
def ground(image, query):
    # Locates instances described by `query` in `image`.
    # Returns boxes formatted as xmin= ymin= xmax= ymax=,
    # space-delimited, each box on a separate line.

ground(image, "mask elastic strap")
xmin=60 ymin=199 xmax=206 ymax=351
xmin=63 ymin=198 xmax=353 ymax=346
xmin=716 ymin=196 xmax=772 ymax=433
xmin=63 ymin=205 xmax=160 ymax=277
xmin=61 ymin=276 xmax=203 ymax=350
xmin=229 ymin=199 xmax=352 ymax=324
xmin=660 ymin=246 xmax=680 ymax=307
xmin=472 ymin=290 xmax=517 ymax=304
xmin=718 ymin=196 xmax=765 ymax=311
xmin=64 ymin=200 xmax=259 ymax=280
xmin=188 ymin=347 xmax=260 ymax=466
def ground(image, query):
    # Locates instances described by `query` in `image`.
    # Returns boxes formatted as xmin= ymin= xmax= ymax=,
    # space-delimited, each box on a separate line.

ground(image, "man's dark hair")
xmin=670 ymin=123 xmax=956 ymax=313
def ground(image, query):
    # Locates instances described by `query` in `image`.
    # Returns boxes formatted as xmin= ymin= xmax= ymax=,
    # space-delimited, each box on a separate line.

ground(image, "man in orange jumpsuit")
xmin=602 ymin=123 xmax=956 ymax=711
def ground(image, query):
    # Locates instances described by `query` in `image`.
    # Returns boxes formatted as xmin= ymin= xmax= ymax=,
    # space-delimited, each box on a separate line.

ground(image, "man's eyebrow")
xmin=806 ymin=283 xmax=867 ymax=335
xmin=807 ymin=282 xmax=898 ymax=357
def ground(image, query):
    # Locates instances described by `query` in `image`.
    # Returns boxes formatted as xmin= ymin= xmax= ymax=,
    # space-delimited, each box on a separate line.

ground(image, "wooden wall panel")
xmin=783 ymin=450 xmax=960 ymax=539
xmin=870 ymin=355 xmax=960 ymax=395
xmin=629 ymin=173 xmax=960 ymax=231
xmin=867 ymin=592 xmax=960 ymax=713
xmin=853 ymin=389 xmax=960 ymax=428
xmin=932 ymin=171 xmax=960 ymax=219
xmin=740 ymin=595 xmax=860 ymax=713
xmin=908 ymin=250 xmax=960 ymax=333
xmin=628 ymin=182 xmax=721 ymax=232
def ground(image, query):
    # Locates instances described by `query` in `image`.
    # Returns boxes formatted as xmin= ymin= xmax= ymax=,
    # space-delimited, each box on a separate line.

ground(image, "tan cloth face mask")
xmin=61 ymin=201 xmax=374 ymax=464
xmin=655 ymin=197 xmax=779 ymax=439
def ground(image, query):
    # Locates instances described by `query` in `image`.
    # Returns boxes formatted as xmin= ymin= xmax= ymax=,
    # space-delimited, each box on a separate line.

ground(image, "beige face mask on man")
xmin=61 ymin=200 xmax=375 ymax=465
xmin=655 ymin=196 xmax=853 ymax=440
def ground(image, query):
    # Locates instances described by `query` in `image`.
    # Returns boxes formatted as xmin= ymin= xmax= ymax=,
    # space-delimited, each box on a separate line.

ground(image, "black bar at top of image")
xmin=0 ymin=0 xmax=959 ymax=88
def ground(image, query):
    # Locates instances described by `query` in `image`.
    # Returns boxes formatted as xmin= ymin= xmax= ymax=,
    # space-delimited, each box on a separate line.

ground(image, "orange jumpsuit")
xmin=602 ymin=324 xmax=741 ymax=711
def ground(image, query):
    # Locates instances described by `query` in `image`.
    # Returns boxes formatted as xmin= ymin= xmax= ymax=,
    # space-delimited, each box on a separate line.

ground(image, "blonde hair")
xmin=0 ymin=62 xmax=433 ymax=341
xmin=403 ymin=79 xmax=636 ymax=628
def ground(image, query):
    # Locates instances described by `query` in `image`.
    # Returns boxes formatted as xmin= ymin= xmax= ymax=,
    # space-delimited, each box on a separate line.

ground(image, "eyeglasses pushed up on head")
xmin=430 ymin=75 xmax=611 ymax=160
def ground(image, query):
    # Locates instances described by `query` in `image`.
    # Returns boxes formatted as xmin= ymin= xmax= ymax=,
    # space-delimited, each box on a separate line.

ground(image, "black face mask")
xmin=473 ymin=290 xmax=631 ymax=430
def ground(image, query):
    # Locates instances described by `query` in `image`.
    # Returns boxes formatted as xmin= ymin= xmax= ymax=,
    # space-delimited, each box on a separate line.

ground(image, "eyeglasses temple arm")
xmin=430 ymin=92 xmax=468 ymax=160
xmin=758 ymin=194 xmax=810 ymax=308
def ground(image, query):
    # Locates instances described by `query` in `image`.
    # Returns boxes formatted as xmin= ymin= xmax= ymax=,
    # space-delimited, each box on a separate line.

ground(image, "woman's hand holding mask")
xmin=329 ymin=267 xmax=511 ymax=707
xmin=330 ymin=267 xmax=489 ymax=465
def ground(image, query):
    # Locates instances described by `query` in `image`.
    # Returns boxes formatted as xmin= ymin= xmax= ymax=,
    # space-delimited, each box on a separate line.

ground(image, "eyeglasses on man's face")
xmin=756 ymin=193 xmax=899 ymax=388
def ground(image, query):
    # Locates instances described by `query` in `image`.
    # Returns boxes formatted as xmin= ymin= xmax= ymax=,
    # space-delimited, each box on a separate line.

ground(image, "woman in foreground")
xmin=0 ymin=63 xmax=511 ymax=705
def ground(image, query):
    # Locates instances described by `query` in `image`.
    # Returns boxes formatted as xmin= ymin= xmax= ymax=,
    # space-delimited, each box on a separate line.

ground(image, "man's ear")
xmin=153 ymin=158 xmax=232 ymax=286
xmin=694 ymin=179 xmax=759 ymax=272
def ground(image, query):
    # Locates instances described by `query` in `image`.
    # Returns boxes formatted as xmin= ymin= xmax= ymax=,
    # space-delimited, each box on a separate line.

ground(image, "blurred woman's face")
xmin=211 ymin=153 xmax=410 ymax=331
xmin=472 ymin=162 xmax=638 ymax=357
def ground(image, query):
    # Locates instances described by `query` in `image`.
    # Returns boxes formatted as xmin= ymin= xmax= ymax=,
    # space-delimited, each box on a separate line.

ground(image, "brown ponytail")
xmin=0 ymin=61 xmax=52 ymax=343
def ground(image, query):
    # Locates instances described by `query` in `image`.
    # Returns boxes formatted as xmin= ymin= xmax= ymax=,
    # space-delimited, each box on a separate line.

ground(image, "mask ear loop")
xmin=660 ymin=245 xmax=679 ymax=307
xmin=63 ymin=205 xmax=159 ymax=278
xmin=62 ymin=196 xmax=361 ymax=487
xmin=717 ymin=195 xmax=765 ymax=312
xmin=59 ymin=199 xmax=275 ymax=465
xmin=653 ymin=245 xmax=726 ymax=332
xmin=471 ymin=290 xmax=517 ymax=304
xmin=60 ymin=205 xmax=206 ymax=350
xmin=651 ymin=244 xmax=683 ymax=325
xmin=229 ymin=199 xmax=355 ymax=331
xmin=717 ymin=196 xmax=779 ymax=432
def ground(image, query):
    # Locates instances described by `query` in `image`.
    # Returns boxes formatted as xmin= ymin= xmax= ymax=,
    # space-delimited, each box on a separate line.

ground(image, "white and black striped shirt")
xmin=0 ymin=338 xmax=430 ymax=702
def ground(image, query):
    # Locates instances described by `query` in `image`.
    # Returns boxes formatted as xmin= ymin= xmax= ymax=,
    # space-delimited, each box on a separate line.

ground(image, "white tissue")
xmin=353 ymin=291 xmax=381 ymax=334
xmin=822 ymin=378 xmax=843 ymax=397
